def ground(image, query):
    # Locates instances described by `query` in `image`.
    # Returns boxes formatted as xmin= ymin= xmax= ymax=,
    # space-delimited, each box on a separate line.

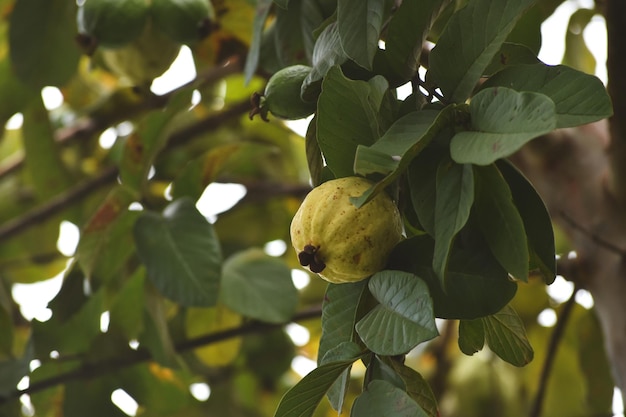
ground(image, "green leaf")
xmin=497 ymin=160 xmax=556 ymax=283
xmin=221 ymin=248 xmax=297 ymax=323
xmin=9 ymin=0 xmax=80 ymax=88
xmin=318 ymin=281 xmax=369 ymax=412
xmin=273 ymin=353 xmax=364 ymax=417
xmin=77 ymin=186 xmax=140 ymax=286
xmin=563 ymin=9 xmax=597 ymax=77
xmin=305 ymin=22 xmax=349 ymax=89
xmin=316 ymin=66 xmax=387 ymax=177
xmin=458 ymin=318 xmax=485 ymax=355
xmin=133 ymin=198 xmax=222 ymax=307
xmin=22 ymin=96 xmax=74 ymax=200
xmin=0 ymin=58 xmax=36 ymax=127
xmin=244 ymin=0 xmax=273 ymax=84
xmin=65 ymin=378 xmax=128 ymax=417
xmin=388 ymin=236 xmax=517 ymax=320
xmin=385 ymin=0 xmax=447 ymax=78
xmin=474 ymin=165 xmax=529 ymax=281
xmin=481 ymin=63 xmax=612 ymax=127
xmin=354 ymin=110 xmax=440 ymax=176
xmin=274 ymin=0 xmax=308 ymax=65
xmin=273 ymin=0 xmax=289 ymax=8
xmin=120 ymin=90 xmax=193 ymax=191
xmin=0 ymin=343 xmax=32 ymax=397
xmin=407 ymin=148 xmax=446 ymax=236
xmin=351 ymin=380 xmax=429 ymax=417
xmin=338 ymin=0 xmax=386 ymax=70
xmin=318 ymin=281 xmax=369 ymax=364
xmin=108 ymin=269 xmax=145 ymax=340
xmin=388 ymin=361 xmax=439 ymax=417
xmin=433 ymin=159 xmax=474 ymax=284
xmin=481 ymin=305 xmax=533 ymax=366
xmin=450 ymin=88 xmax=556 ymax=165
xmin=484 ymin=42 xmax=540 ymax=76
xmin=356 ymin=271 xmax=438 ymax=355
xmin=429 ymin=0 xmax=536 ymax=103
xmin=351 ymin=105 xmax=456 ymax=208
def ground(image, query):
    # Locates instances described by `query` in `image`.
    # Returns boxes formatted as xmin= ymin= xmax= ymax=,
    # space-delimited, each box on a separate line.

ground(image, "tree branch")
xmin=604 ymin=0 xmax=626 ymax=206
xmin=0 ymin=305 xmax=322 ymax=404
xmin=0 ymin=99 xmax=251 ymax=241
xmin=0 ymin=56 xmax=245 ymax=182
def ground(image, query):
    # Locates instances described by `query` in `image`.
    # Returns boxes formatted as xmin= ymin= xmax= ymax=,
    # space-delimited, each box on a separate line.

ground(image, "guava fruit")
xmin=249 ymin=65 xmax=316 ymax=121
xmin=100 ymin=20 xmax=181 ymax=86
xmin=290 ymin=177 xmax=404 ymax=283
xmin=77 ymin=0 xmax=149 ymax=50
xmin=151 ymin=0 xmax=216 ymax=44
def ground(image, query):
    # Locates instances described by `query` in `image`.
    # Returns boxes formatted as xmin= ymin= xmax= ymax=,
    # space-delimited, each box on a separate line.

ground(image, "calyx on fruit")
xmin=290 ymin=177 xmax=403 ymax=284
xmin=249 ymin=65 xmax=316 ymax=121
xmin=77 ymin=0 xmax=149 ymax=51
xmin=151 ymin=0 xmax=216 ymax=44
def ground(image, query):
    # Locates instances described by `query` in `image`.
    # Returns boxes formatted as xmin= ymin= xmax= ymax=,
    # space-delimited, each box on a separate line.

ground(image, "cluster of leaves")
xmin=0 ymin=0 xmax=616 ymax=417
xmin=249 ymin=0 xmax=613 ymax=415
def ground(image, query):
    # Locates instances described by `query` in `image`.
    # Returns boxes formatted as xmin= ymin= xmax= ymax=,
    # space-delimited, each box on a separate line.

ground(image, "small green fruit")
xmin=77 ymin=0 xmax=149 ymax=49
xmin=250 ymin=65 xmax=316 ymax=121
xmin=290 ymin=177 xmax=403 ymax=284
xmin=151 ymin=0 xmax=215 ymax=44
xmin=100 ymin=20 xmax=181 ymax=86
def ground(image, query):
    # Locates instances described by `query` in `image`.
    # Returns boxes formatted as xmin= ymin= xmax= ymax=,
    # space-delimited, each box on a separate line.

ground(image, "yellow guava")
xmin=290 ymin=177 xmax=403 ymax=284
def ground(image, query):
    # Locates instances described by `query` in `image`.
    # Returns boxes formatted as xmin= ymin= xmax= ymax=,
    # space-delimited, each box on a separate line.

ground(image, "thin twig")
xmin=529 ymin=286 xmax=578 ymax=417
xmin=0 ymin=166 xmax=119 ymax=242
xmin=0 ymin=305 xmax=322 ymax=403
xmin=558 ymin=211 xmax=626 ymax=256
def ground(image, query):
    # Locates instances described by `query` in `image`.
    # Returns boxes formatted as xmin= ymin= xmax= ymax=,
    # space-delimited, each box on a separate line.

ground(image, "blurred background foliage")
xmin=0 ymin=0 xmax=618 ymax=416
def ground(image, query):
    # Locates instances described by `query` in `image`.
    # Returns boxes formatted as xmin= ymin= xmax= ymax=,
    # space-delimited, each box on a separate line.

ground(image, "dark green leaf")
xmin=274 ymin=0 xmax=308 ymax=65
xmin=0 ymin=342 xmax=32 ymax=397
xmin=484 ymin=42 xmax=540 ymax=76
xmin=305 ymin=23 xmax=349 ymax=89
xmin=354 ymin=110 xmax=440 ymax=176
xmin=497 ymin=160 xmax=556 ymax=283
xmin=338 ymin=0 xmax=386 ymax=70
xmin=356 ymin=271 xmax=438 ymax=355
xmin=389 ymin=361 xmax=439 ymax=417
xmin=221 ymin=248 xmax=298 ymax=323
xmin=305 ymin=117 xmax=324 ymax=186
xmin=385 ymin=0 xmax=447 ymax=78
xmin=351 ymin=379 xmax=429 ymax=417
xmin=274 ymin=0 xmax=289 ymax=8
xmin=319 ymin=281 xmax=369 ymax=412
xmin=407 ymin=148 xmax=446 ymax=236
xmin=9 ymin=0 xmax=80 ymax=88
xmin=458 ymin=319 xmax=485 ymax=355
xmin=108 ymin=269 xmax=146 ymax=340
xmin=273 ymin=353 xmax=363 ymax=417
xmin=0 ymin=58 xmax=36 ymax=127
xmin=65 ymin=378 xmax=128 ymax=417
xmin=316 ymin=66 xmax=387 ymax=177
xmin=388 ymin=236 xmax=517 ymax=319
xmin=482 ymin=305 xmax=533 ymax=366
xmin=473 ymin=165 xmax=529 ymax=281
xmin=351 ymin=106 xmax=456 ymax=208
xmin=433 ymin=159 xmax=474 ymax=283
xmin=244 ymin=0 xmax=273 ymax=83
xmin=429 ymin=0 xmax=536 ymax=102
xmin=450 ymin=88 xmax=556 ymax=165
xmin=134 ymin=198 xmax=222 ymax=307
xmin=481 ymin=63 xmax=612 ymax=127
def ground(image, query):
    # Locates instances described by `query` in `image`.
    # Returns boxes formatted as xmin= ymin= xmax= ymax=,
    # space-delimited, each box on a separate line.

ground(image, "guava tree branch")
xmin=0 ymin=56 xmax=244 ymax=181
xmin=0 ymin=99 xmax=251 ymax=242
xmin=0 ymin=305 xmax=322 ymax=404
xmin=604 ymin=0 xmax=626 ymax=206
